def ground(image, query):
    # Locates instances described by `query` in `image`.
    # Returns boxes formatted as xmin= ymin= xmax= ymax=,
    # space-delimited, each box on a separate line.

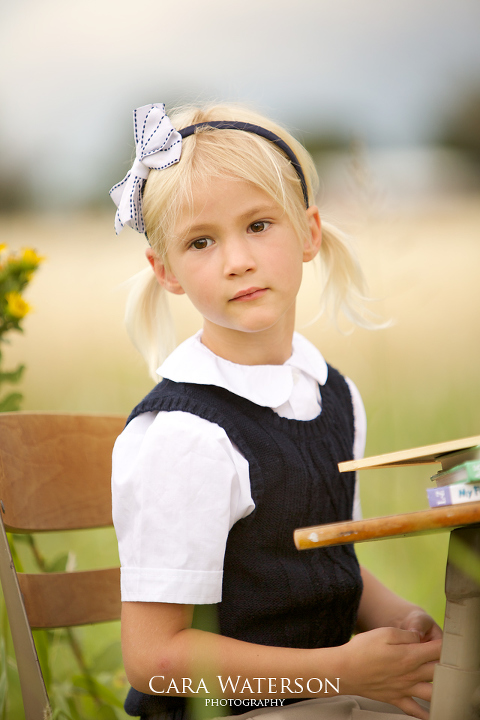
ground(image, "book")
xmin=436 ymin=446 xmax=480 ymax=473
xmin=427 ymin=482 xmax=480 ymax=508
xmin=338 ymin=435 xmax=480 ymax=472
xmin=431 ymin=458 xmax=480 ymax=487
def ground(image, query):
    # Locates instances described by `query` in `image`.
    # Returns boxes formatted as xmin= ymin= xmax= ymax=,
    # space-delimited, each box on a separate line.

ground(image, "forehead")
xmin=174 ymin=176 xmax=282 ymax=236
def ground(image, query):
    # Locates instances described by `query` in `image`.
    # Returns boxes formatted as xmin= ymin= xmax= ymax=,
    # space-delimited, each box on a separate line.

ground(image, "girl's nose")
xmin=223 ymin=237 xmax=257 ymax=276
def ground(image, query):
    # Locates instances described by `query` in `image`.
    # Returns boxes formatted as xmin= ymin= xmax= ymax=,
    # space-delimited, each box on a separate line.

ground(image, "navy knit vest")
xmin=124 ymin=365 xmax=363 ymax=719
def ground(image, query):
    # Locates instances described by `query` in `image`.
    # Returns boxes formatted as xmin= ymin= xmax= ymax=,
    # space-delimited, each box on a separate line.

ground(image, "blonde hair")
xmin=125 ymin=102 xmax=373 ymax=379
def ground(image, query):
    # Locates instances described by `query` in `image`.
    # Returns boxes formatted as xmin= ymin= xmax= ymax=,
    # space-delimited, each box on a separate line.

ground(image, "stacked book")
xmin=427 ymin=446 xmax=480 ymax=508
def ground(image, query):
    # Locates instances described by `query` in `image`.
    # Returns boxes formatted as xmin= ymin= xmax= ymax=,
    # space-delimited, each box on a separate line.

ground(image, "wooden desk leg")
xmin=430 ymin=526 xmax=480 ymax=720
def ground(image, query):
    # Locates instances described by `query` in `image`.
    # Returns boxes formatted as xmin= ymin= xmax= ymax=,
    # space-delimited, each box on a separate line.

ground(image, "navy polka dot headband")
xmin=179 ymin=121 xmax=309 ymax=209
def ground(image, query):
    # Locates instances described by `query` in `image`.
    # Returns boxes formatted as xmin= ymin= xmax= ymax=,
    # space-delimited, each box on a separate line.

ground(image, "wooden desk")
xmin=294 ymin=436 xmax=480 ymax=720
xmin=294 ymin=502 xmax=480 ymax=549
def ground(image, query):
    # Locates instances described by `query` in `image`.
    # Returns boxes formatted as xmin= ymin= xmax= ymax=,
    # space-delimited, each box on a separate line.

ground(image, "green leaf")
xmin=0 ymin=364 xmax=25 ymax=384
xmin=0 ymin=392 xmax=23 ymax=412
xmin=47 ymin=553 xmax=70 ymax=573
xmin=64 ymin=696 xmax=83 ymax=720
xmin=0 ymin=636 xmax=8 ymax=719
xmin=51 ymin=708 xmax=75 ymax=720
xmin=71 ymin=675 xmax=123 ymax=708
xmin=8 ymin=532 xmax=32 ymax=544
xmin=5 ymin=534 xmax=25 ymax=572
xmin=96 ymin=705 xmax=121 ymax=720
xmin=33 ymin=630 xmax=52 ymax=691
xmin=90 ymin=641 xmax=123 ymax=674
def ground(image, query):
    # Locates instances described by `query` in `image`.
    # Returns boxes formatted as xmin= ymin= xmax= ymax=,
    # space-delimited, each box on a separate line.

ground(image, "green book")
xmin=431 ymin=459 xmax=480 ymax=487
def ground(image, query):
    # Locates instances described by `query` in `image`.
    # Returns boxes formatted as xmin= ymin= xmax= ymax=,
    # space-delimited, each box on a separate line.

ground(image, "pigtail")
xmin=124 ymin=268 xmax=175 ymax=381
xmin=316 ymin=221 xmax=382 ymax=329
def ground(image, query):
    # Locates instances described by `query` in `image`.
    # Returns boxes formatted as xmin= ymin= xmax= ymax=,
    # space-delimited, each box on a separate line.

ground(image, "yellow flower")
xmin=0 ymin=244 xmax=7 ymax=253
xmin=21 ymin=248 xmax=45 ymax=266
xmin=5 ymin=291 xmax=31 ymax=319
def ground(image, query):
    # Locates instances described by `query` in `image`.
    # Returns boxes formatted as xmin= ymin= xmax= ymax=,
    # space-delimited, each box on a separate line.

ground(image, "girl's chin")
xmin=205 ymin=319 xmax=291 ymax=337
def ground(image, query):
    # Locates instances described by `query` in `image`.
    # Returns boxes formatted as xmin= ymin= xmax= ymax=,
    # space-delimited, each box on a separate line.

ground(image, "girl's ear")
xmin=303 ymin=206 xmax=322 ymax=262
xmin=145 ymin=248 xmax=185 ymax=295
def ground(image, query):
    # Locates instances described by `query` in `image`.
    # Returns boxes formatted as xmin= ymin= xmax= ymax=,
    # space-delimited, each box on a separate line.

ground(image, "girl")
xmin=110 ymin=103 xmax=442 ymax=720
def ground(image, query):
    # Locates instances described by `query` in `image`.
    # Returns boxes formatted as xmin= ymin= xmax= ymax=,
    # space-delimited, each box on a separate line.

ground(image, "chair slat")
xmin=0 ymin=413 xmax=125 ymax=531
xmin=18 ymin=567 xmax=121 ymax=629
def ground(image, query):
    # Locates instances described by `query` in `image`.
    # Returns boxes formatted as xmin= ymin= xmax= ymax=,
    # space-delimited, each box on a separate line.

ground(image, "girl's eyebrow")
xmin=239 ymin=203 xmax=279 ymax=219
xmin=180 ymin=203 xmax=280 ymax=237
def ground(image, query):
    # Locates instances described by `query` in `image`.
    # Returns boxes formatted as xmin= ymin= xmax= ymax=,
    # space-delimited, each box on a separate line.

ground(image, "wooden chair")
xmin=0 ymin=412 xmax=126 ymax=720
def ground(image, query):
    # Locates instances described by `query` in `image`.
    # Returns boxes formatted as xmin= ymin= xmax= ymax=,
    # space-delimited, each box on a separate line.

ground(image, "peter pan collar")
xmin=158 ymin=331 xmax=328 ymax=409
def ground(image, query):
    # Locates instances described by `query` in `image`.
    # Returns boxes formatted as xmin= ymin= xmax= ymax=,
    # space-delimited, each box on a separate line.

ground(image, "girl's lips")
xmin=231 ymin=287 xmax=267 ymax=301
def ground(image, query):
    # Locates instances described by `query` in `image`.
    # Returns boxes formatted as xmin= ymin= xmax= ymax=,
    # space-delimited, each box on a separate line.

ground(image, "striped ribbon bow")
xmin=109 ymin=103 xmax=182 ymax=234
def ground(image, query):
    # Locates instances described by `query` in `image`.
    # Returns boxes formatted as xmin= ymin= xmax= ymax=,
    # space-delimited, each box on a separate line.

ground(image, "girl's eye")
xmin=190 ymin=237 xmax=214 ymax=250
xmin=249 ymin=221 xmax=270 ymax=233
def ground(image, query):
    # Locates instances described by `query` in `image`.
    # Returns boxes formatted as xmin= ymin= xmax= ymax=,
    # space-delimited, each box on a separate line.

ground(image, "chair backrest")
xmin=0 ymin=412 xmax=126 ymax=720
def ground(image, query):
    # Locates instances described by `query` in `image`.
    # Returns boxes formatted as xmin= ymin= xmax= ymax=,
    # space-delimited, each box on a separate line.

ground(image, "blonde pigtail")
xmin=316 ymin=221 xmax=384 ymax=329
xmin=124 ymin=268 xmax=176 ymax=381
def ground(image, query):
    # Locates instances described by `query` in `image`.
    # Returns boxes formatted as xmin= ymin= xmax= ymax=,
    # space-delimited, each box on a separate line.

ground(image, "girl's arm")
xmin=356 ymin=565 xmax=443 ymax=641
xmin=122 ymin=593 xmax=441 ymax=720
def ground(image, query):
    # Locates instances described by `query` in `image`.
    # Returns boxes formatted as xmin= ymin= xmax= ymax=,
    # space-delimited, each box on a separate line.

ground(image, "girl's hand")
xmin=338 ymin=626 xmax=442 ymax=720
xmin=397 ymin=608 xmax=443 ymax=643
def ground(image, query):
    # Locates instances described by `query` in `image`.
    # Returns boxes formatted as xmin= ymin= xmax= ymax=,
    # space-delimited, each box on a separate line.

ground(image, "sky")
xmin=1 ymin=0 xmax=480 ymax=208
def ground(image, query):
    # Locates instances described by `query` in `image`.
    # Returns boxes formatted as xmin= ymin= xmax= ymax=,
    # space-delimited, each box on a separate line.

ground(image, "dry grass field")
xmin=3 ymin=197 xmax=479 ymax=422
xmin=1 ymin=194 xmax=480 ymax=716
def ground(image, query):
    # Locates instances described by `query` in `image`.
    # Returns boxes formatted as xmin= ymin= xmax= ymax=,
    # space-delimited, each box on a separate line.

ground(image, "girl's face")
xmin=147 ymin=177 xmax=321 ymax=363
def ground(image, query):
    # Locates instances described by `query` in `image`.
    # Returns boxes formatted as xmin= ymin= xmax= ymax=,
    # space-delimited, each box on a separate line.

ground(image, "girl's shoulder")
xmin=115 ymin=407 xmax=243 ymax=464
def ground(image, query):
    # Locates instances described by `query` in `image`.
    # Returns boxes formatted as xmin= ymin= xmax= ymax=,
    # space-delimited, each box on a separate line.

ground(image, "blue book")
xmin=427 ymin=482 xmax=480 ymax=508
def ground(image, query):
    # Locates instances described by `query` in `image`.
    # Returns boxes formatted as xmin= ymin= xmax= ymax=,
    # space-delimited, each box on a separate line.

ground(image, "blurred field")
xmin=3 ymin=197 xmax=480 ymax=424
xmin=1 ymin=194 xmax=480 ymax=716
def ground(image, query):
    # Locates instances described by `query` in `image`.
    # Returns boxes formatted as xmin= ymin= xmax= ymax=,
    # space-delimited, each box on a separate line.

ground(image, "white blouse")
xmin=112 ymin=332 xmax=366 ymax=604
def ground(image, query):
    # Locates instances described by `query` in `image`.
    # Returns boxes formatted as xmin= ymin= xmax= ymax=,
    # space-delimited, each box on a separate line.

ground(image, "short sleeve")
xmin=112 ymin=411 xmax=252 ymax=604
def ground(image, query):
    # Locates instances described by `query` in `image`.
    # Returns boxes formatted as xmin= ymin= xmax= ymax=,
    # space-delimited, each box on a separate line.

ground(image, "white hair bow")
xmin=109 ymin=103 xmax=182 ymax=234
